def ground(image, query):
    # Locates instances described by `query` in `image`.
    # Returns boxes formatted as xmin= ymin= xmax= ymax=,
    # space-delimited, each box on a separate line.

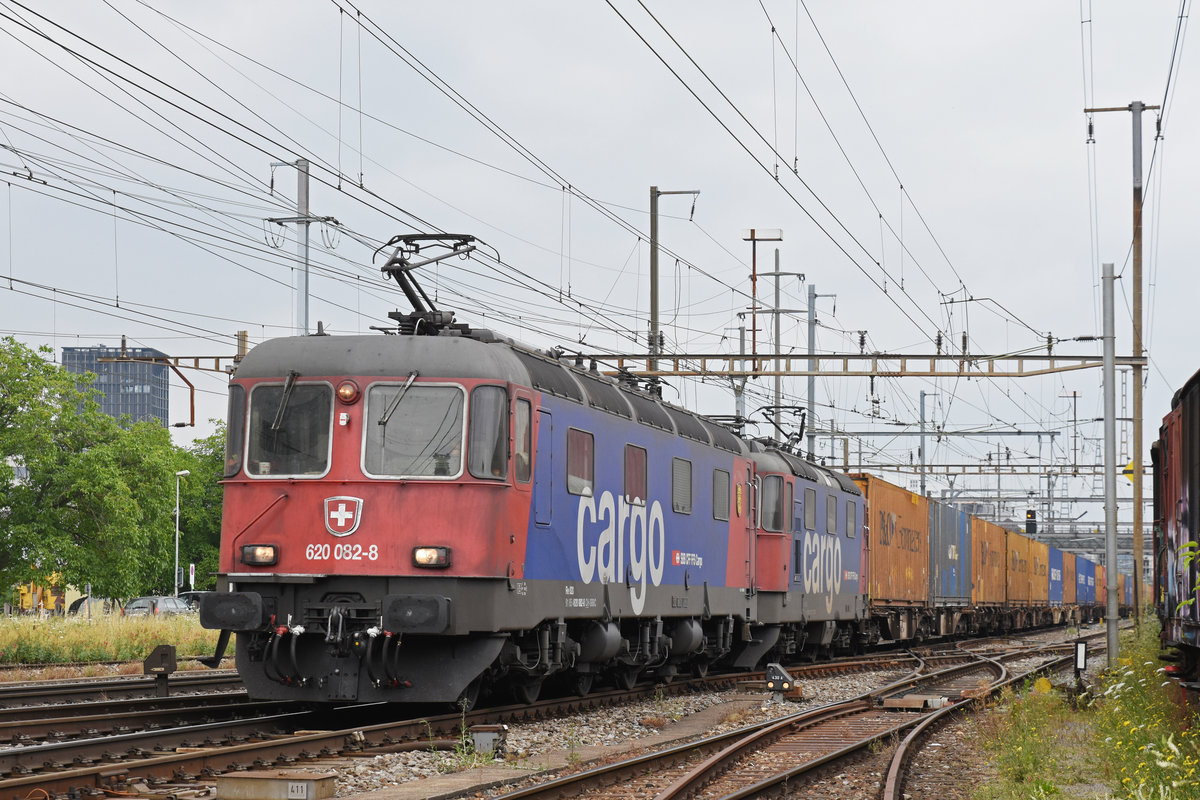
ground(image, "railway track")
xmin=0 ymin=628 xmax=1105 ymax=799
xmin=0 ymin=651 xmax=926 ymax=797
xmin=0 ymin=670 xmax=242 ymax=707
xmin=489 ymin=633 xmax=1101 ymax=800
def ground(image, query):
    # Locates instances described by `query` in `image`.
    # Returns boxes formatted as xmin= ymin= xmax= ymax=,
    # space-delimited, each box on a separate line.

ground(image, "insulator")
xmin=858 ymin=331 xmax=867 ymax=353
xmin=935 ymin=332 xmax=943 ymax=354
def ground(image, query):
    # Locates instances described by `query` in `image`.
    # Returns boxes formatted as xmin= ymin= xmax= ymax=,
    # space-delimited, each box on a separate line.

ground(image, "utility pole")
xmin=649 ymin=187 xmax=700 ymax=374
xmin=1084 ymin=100 xmax=1157 ymax=620
xmin=806 ymin=285 xmax=835 ymax=458
xmin=736 ymin=322 xmax=747 ymax=420
xmin=742 ymin=228 xmax=783 ymax=361
xmin=774 ymin=249 xmax=782 ymax=433
xmin=268 ymin=159 xmax=338 ymax=336
xmin=759 ymin=250 xmax=804 ymax=438
xmin=808 ymin=284 xmax=816 ymax=457
xmin=919 ymin=391 xmax=938 ymax=497
xmin=1102 ymin=262 xmax=1119 ymax=664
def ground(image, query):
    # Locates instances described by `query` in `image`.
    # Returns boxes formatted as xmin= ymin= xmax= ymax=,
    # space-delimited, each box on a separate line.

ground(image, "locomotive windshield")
xmin=365 ymin=383 xmax=465 ymax=477
xmin=246 ymin=383 xmax=333 ymax=476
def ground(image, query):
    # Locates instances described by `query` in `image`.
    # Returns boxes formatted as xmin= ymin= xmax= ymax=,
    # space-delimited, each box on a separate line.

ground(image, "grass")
xmin=0 ymin=613 xmax=223 ymax=667
xmin=974 ymin=619 xmax=1200 ymax=800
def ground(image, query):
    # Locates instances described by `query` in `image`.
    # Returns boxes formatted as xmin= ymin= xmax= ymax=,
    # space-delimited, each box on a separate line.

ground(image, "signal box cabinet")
xmin=971 ymin=518 xmax=1007 ymax=606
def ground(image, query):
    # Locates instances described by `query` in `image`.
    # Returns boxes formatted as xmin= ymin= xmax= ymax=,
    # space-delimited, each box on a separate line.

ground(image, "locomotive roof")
xmin=235 ymin=332 xmax=750 ymax=455
xmin=234 ymin=333 xmax=530 ymax=382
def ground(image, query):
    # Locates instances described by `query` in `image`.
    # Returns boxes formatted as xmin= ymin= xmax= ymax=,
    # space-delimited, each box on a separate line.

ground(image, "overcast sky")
xmin=1 ymin=1 xmax=1193 ymax=548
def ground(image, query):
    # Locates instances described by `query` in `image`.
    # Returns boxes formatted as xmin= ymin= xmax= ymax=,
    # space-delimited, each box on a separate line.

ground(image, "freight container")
xmin=1076 ymin=556 xmax=1095 ymax=605
xmin=1118 ymin=572 xmax=1127 ymax=607
xmin=1063 ymin=551 xmax=1077 ymax=605
xmin=1048 ymin=547 xmax=1064 ymax=606
xmin=971 ymin=518 xmax=1007 ymax=605
xmin=851 ymin=474 xmax=930 ymax=606
xmin=1126 ymin=575 xmax=1134 ymax=608
xmin=1006 ymin=532 xmax=1032 ymax=606
xmin=1029 ymin=539 xmax=1050 ymax=606
xmin=929 ymin=500 xmax=971 ymax=606
xmin=1097 ymin=564 xmax=1107 ymax=608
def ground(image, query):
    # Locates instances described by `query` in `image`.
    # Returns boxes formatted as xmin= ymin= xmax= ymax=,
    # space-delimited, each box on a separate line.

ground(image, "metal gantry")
xmin=579 ymin=351 xmax=1145 ymax=379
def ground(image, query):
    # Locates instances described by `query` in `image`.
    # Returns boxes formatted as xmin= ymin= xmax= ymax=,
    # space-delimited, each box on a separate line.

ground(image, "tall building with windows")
xmin=62 ymin=345 xmax=170 ymax=426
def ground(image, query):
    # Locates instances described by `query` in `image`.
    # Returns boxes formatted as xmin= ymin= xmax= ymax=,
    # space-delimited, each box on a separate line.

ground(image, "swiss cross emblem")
xmin=324 ymin=496 xmax=363 ymax=537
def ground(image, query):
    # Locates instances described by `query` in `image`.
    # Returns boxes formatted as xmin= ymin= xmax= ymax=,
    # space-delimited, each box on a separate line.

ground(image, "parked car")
xmin=177 ymin=591 xmax=212 ymax=611
xmin=121 ymin=596 xmax=193 ymax=617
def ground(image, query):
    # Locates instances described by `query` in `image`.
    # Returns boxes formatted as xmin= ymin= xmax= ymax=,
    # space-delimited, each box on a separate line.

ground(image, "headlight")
xmin=413 ymin=546 xmax=451 ymax=568
xmin=336 ymin=380 xmax=360 ymax=404
xmin=241 ymin=544 xmax=278 ymax=566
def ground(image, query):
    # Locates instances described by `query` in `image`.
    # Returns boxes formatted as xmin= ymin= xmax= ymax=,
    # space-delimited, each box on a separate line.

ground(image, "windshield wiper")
xmin=270 ymin=370 xmax=300 ymax=431
xmin=378 ymin=371 xmax=419 ymax=427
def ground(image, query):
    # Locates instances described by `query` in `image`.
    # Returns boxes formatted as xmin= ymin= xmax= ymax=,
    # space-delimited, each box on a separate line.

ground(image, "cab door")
xmin=532 ymin=409 xmax=553 ymax=526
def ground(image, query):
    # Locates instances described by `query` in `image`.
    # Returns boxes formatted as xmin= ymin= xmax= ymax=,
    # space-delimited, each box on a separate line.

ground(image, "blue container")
xmin=1048 ymin=547 xmax=1064 ymax=606
xmin=1076 ymin=556 xmax=1095 ymax=605
xmin=929 ymin=501 xmax=972 ymax=606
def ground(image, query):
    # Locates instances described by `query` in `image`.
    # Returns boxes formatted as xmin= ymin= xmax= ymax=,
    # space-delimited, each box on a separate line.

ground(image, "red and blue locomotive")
xmin=200 ymin=321 xmax=867 ymax=705
xmin=1153 ymin=366 xmax=1200 ymax=689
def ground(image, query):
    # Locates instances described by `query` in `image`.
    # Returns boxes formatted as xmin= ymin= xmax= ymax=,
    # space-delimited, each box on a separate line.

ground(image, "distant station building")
xmin=62 ymin=345 xmax=170 ymax=426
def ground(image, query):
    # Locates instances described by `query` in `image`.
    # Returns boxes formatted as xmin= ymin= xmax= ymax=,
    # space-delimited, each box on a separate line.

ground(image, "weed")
xmin=565 ymin=723 xmax=582 ymax=767
xmin=434 ymin=708 xmax=495 ymax=774
xmin=720 ymin=708 xmax=753 ymax=726
xmin=972 ymin=618 xmax=1200 ymax=800
xmin=1090 ymin=623 xmax=1200 ymax=796
xmin=973 ymin=684 xmax=1079 ymax=798
xmin=652 ymin=686 xmax=685 ymax=721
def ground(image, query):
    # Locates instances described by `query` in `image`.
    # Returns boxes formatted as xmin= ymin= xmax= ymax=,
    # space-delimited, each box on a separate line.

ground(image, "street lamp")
xmin=174 ymin=470 xmax=190 ymax=596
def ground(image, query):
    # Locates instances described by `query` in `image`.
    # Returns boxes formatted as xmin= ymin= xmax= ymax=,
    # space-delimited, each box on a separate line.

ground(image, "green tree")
xmin=0 ymin=337 xmax=179 ymax=598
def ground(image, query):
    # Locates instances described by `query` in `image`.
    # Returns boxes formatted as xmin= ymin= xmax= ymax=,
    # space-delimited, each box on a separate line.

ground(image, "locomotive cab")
xmin=202 ymin=334 xmax=539 ymax=704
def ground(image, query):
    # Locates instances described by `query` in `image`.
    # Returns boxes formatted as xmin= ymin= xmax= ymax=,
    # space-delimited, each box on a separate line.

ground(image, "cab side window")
xmin=514 ymin=399 xmax=532 ymax=483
